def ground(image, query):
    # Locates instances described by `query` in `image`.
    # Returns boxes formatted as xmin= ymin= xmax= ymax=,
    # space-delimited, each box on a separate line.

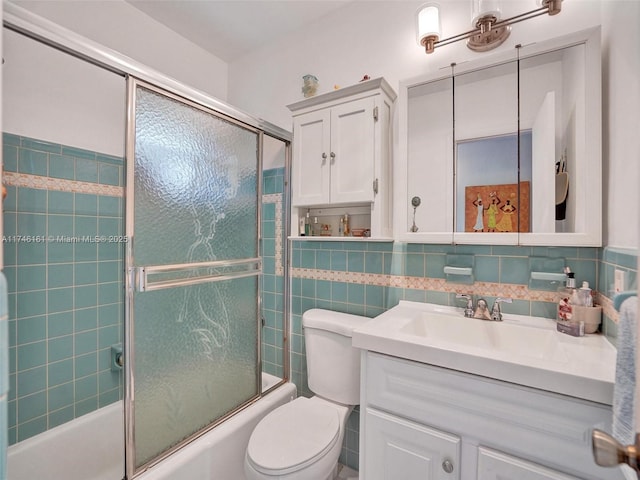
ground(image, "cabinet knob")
xmin=330 ymin=151 xmax=336 ymax=162
xmin=321 ymin=152 xmax=327 ymax=162
xmin=442 ymin=459 xmax=454 ymax=474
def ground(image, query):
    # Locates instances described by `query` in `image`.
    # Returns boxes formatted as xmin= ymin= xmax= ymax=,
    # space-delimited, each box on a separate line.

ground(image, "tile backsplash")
xmin=290 ymin=239 xmax=637 ymax=470
xmin=3 ymin=133 xmax=124 ymax=444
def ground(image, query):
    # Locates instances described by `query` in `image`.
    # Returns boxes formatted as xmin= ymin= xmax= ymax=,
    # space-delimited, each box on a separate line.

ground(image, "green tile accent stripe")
xmin=4 ymin=172 xmax=123 ymax=197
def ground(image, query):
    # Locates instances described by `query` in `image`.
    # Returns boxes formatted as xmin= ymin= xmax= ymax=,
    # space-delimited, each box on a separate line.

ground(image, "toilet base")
xmin=336 ymin=464 xmax=359 ymax=480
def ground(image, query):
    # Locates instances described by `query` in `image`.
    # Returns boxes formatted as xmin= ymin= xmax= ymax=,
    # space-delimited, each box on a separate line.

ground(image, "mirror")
xmin=397 ymin=28 xmax=601 ymax=246
xmin=406 ymin=74 xmax=454 ymax=242
xmin=453 ymin=59 xmax=520 ymax=244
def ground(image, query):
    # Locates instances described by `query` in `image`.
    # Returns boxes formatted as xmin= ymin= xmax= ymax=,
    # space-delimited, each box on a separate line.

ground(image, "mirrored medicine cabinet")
xmin=396 ymin=27 xmax=602 ymax=246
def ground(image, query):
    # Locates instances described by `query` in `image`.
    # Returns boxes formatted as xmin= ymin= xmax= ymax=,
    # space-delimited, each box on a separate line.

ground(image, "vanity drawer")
xmin=363 ymin=351 xmax=623 ymax=480
xmin=477 ymin=447 xmax=582 ymax=480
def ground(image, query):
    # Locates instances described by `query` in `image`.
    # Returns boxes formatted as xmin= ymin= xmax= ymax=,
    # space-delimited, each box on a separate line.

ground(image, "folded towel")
xmin=612 ymin=295 xmax=638 ymax=444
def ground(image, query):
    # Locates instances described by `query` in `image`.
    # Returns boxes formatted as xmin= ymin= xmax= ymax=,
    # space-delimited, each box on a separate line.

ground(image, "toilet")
xmin=245 ymin=309 xmax=367 ymax=480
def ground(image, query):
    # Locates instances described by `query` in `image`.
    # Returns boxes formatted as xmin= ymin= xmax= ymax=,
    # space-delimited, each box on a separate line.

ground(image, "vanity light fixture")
xmin=417 ymin=0 xmax=562 ymax=54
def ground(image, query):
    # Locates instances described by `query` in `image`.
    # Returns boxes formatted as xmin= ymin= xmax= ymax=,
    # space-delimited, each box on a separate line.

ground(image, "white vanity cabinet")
xmin=288 ymin=78 xmax=396 ymax=238
xmin=365 ymin=408 xmax=461 ymax=479
xmin=359 ymin=351 xmax=625 ymax=480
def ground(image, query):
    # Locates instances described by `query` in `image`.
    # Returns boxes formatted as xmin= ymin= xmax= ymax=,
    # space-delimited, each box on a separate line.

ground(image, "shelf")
xmin=288 ymin=236 xmax=394 ymax=242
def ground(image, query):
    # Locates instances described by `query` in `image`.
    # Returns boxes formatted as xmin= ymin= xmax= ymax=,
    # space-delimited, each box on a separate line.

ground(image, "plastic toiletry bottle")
xmin=579 ymin=281 xmax=593 ymax=307
xmin=304 ymin=211 xmax=311 ymax=237
xmin=343 ymin=213 xmax=350 ymax=236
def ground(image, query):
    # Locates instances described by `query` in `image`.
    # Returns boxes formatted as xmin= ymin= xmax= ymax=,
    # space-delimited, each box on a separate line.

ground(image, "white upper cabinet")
xmin=395 ymin=27 xmax=602 ymax=246
xmin=291 ymin=97 xmax=376 ymax=206
xmin=291 ymin=108 xmax=331 ymax=206
xmin=289 ymin=78 xmax=396 ymax=239
xmin=329 ymin=98 xmax=376 ymax=204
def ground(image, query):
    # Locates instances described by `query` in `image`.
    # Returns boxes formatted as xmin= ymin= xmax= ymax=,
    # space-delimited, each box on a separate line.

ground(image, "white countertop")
xmin=352 ymin=301 xmax=617 ymax=405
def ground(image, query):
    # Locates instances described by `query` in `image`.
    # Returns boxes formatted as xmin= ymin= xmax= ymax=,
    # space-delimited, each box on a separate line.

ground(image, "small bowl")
xmin=351 ymin=228 xmax=366 ymax=237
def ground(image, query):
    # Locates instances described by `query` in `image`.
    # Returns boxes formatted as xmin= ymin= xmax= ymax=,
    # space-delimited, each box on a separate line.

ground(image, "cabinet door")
xmin=329 ymin=97 xmax=376 ymax=204
xmin=477 ymin=447 xmax=582 ymax=480
xmin=291 ymin=108 xmax=330 ymax=206
xmin=365 ymin=408 xmax=461 ymax=480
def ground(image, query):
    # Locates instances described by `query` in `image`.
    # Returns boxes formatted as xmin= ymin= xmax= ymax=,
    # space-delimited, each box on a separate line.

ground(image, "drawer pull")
xmin=442 ymin=459 xmax=454 ymax=473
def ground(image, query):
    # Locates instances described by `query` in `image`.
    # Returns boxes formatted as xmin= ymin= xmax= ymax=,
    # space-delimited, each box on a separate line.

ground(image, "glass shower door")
xmin=125 ymin=79 xmax=261 ymax=474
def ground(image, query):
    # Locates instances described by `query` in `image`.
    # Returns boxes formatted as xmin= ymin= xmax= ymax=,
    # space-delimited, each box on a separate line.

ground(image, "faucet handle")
xmin=456 ymin=293 xmax=474 ymax=317
xmin=491 ymin=297 xmax=512 ymax=321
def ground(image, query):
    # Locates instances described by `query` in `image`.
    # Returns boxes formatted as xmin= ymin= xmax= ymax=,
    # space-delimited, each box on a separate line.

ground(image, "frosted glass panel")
xmin=131 ymin=84 xmax=260 ymax=469
xmin=134 ymin=86 xmax=259 ymax=267
xmin=133 ymin=277 xmax=259 ymax=466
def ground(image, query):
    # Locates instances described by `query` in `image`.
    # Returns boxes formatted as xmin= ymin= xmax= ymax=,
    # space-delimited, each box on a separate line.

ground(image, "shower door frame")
xmin=4 ymin=4 xmax=293 ymax=480
xmin=125 ymin=77 xmax=265 ymax=477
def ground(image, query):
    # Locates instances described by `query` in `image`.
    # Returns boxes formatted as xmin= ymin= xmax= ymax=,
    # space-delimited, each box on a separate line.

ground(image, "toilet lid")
xmin=247 ymin=397 xmax=340 ymax=475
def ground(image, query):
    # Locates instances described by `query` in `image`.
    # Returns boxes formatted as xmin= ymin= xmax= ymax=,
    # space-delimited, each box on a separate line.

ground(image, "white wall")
xmin=263 ymin=135 xmax=287 ymax=172
xmin=3 ymin=29 xmax=126 ymax=156
xmin=9 ymin=0 xmax=228 ymax=101
xmin=600 ymin=0 xmax=640 ymax=250
xmin=228 ymin=0 xmax=637 ymax=249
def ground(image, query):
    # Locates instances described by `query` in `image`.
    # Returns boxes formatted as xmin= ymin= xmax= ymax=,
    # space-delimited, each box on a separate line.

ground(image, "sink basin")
xmin=399 ymin=312 xmax=568 ymax=362
xmin=351 ymin=300 xmax=617 ymax=404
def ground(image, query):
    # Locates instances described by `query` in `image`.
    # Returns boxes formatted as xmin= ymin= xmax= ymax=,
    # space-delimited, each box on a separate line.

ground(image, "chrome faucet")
xmin=455 ymin=293 xmax=474 ymax=318
xmin=490 ymin=297 xmax=513 ymax=321
xmin=474 ymin=299 xmax=491 ymax=320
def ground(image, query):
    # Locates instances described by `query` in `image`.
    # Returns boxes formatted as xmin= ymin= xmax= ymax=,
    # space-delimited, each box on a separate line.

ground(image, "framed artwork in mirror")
xmin=464 ymin=182 xmax=530 ymax=233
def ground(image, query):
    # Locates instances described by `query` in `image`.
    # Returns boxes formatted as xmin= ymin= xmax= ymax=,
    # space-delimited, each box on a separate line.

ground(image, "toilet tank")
xmin=302 ymin=309 xmax=369 ymax=405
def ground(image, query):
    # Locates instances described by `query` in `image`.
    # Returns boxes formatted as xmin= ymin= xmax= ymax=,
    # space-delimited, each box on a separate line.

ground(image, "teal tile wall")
xmin=290 ymin=240 xmax=628 ymax=471
xmin=599 ymin=247 xmax=638 ymax=341
xmin=3 ymin=134 xmax=124 ymax=444
xmin=0 ymin=273 xmax=8 ymax=480
xmin=261 ymin=168 xmax=285 ymax=379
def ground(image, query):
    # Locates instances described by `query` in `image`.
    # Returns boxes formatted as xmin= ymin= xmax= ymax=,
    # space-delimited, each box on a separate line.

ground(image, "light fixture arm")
xmin=425 ymin=1 xmax=561 ymax=54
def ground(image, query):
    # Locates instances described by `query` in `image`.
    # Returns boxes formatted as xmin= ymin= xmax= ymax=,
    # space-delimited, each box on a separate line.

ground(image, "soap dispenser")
xmin=557 ymin=271 xmax=577 ymax=322
xmin=557 ymin=271 xmax=585 ymax=336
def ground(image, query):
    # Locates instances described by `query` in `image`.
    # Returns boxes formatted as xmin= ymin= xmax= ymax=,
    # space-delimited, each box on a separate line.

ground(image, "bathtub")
xmin=7 ymin=373 xmax=296 ymax=480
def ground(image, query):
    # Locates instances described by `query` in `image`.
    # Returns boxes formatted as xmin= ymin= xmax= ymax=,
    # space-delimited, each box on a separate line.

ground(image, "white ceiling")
xmin=125 ymin=0 xmax=353 ymax=63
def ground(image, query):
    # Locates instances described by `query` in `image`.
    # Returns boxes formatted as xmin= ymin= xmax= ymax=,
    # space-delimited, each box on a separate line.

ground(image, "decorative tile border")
xmin=263 ymin=193 xmax=283 ymax=276
xmin=4 ymin=171 xmax=124 ymax=197
xmin=597 ymin=292 xmax=617 ymax=322
xmin=291 ymin=267 xmax=621 ymax=322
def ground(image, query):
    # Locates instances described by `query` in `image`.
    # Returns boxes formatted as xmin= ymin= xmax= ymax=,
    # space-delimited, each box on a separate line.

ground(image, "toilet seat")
xmin=246 ymin=397 xmax=340 ymax=476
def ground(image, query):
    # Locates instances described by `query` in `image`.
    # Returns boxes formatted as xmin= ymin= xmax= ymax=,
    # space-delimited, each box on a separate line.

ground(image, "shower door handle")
xmin=135 ymin=257 xmax=261 ymax=292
